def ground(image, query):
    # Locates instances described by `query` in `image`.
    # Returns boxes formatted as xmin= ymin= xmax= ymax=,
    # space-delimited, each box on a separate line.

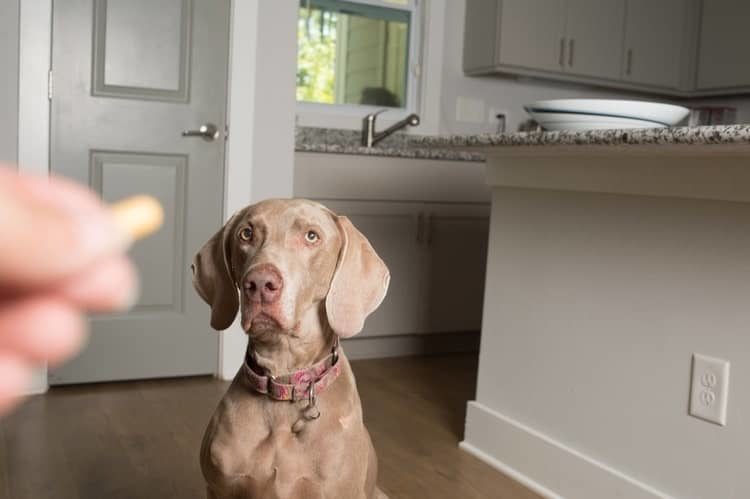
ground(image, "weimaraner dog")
xmin=191 ymin=199 xmax=390 ymax=499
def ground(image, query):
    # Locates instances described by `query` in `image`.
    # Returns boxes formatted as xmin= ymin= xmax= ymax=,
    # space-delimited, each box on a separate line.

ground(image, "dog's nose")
xmin=245 ymin=266 xmax=283 ymax=303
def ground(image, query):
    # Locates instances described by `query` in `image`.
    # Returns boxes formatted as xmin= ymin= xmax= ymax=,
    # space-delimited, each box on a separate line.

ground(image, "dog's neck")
xmin=248 ymin=303 xmax=337 ymax=376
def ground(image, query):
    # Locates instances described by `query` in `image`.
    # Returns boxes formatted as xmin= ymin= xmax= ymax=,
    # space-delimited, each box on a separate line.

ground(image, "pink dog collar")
xmin=243 ymin=341 xmax=341 ymax=402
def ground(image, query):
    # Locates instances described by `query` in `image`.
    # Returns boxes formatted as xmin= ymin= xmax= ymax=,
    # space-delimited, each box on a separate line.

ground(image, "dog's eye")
xmin=239 ymin=226 xmax=254 ymax=242
xmin=305 ymin=230 xmax=320 ymax=243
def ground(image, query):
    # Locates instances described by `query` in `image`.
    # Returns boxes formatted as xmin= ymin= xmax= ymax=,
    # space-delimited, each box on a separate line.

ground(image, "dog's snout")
xmin=244 ymin=265 xmax=283 ymax=303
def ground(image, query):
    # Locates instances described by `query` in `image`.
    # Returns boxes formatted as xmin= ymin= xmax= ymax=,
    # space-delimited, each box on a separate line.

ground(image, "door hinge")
xmin=47 ymin=70 xmax=53 ymax=100
xmin=224 ymin=124 xmax=229 ymax=140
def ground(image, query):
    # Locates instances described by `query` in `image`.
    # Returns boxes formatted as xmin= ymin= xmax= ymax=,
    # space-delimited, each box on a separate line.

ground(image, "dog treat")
xmin=110 ymin=195 xmax=164 ymax=241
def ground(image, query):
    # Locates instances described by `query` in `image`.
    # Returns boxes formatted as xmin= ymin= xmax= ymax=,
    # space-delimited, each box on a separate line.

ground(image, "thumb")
xmin=0 ymin=167 xmax=130 ymax=288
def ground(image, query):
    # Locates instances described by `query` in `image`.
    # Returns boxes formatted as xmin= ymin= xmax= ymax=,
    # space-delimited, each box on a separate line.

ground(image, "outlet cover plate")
xmin=689 ymin=353 xmax=730 ymax=426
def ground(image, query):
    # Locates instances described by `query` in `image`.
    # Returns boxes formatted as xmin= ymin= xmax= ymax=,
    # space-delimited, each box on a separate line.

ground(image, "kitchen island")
xmin=414 ymin=125 xmax=750 ymax=499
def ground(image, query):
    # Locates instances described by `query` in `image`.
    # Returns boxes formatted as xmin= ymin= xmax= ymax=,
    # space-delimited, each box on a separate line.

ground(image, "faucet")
xmin=361 ymin=110 xmax=420 ymax=148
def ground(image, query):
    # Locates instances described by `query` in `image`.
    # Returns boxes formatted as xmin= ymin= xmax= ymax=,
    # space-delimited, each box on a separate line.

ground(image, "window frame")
xmin=295 ymin=0 xmax=423 ymax=124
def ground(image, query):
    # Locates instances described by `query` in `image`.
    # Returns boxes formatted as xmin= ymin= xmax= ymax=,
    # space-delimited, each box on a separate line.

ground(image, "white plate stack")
xmin=524 ymin=99 xmax=690 ymax=131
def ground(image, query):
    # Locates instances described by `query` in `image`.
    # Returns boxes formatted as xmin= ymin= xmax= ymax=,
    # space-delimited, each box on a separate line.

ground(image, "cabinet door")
xmin=564 ymin=0 xmax=625 ymax=79
xmin=463 ymin=0 xmax=501 ymax=72
xmin=622 ymin=0 xmax=685 ymax=88
xmin=319 ymin=200 xmax=423 ymax=337
xmin=696 ymin=0 xmax=750 ymax=90
xmin=421 ymin=204 xmax=490 ymax=334
xmin=497 ymin=0 xmax=566 ymax=72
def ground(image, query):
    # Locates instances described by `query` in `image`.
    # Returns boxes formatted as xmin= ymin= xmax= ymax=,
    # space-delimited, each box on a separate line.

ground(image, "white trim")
xmin=415 ymin=0 xmax=443 ymax=135
xmin=462 ymin=401 xmax=672 ymax=499
xmin=218 ymin=0 xmax=258 ymax=380
xmin=18 ymin=0 xmax=52 ymax=395
xmin=218 ymin=0 xmax=297 ymax=380
xmin=18 ymin=0 xmax=51 ymax=178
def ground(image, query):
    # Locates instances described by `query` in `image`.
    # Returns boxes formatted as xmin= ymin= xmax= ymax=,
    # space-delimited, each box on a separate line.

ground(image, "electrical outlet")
xmin=689 ymin=353 xmax=730 ymax=426
xmin=488 ymin=107 xmax=508 ymax=122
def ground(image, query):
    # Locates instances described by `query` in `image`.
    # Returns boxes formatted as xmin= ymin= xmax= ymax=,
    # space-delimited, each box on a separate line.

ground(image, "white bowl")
xmin=524 ymin=99 xmax=690 ymax=130
xmin=525 ymin=111 xmax=668 ymax=131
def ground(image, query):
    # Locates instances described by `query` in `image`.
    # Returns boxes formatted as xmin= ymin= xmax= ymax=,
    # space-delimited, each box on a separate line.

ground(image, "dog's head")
xmin=191 ymin=199 xmax=390 ymax=340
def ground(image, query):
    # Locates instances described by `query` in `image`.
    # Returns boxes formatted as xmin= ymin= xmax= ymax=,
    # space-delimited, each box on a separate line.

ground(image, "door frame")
xmin=18 ymin=0 xmax=295 ymax=392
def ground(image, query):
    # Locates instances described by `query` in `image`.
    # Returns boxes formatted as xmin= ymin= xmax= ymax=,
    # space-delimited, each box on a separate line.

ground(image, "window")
xmin=296 ymin=0 xmax=419 ymax=110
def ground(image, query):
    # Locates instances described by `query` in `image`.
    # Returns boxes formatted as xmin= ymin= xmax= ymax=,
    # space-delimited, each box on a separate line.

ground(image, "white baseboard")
xmin=461 ymin=401 xmax=672 ymax=499
xmin=343 ymin=331 xmax=479 ymax=360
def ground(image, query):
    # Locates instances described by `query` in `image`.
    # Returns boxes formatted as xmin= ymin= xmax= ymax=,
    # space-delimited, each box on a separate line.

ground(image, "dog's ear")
xmin=325 ymin=216 xmax=390 ymax=338
xmin=191 ymin=214 xmax=239 ymax=331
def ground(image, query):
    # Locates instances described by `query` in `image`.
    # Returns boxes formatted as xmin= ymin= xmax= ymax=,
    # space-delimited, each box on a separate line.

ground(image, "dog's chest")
xmin=204 ymin=408 xmax=347 ymax=497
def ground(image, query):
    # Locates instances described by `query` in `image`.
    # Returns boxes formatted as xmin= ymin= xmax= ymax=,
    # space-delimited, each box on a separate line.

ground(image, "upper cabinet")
xmin=496 ymin=0 xmax=566 ymax=72
xmin=622 ymin=0 xmax=686 ymax=89
xmin=494 ymin=0 xmax=624 ymax=80
xmin=696 ymin=0 xmax=750 ymax=91
xmin=564 ymin=0 xmax=625 ymax=80
xmin=464 ymin=0 xmax=750 ymax=97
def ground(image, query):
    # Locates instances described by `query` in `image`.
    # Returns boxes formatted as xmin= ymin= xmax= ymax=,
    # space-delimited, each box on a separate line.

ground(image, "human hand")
xmin=0 ymin=165 xmax=139 ymax=414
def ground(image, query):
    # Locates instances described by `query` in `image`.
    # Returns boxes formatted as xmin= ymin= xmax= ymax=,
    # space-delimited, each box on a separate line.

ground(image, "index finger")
xmin=0 ymin=167 xmax=130 ymax=288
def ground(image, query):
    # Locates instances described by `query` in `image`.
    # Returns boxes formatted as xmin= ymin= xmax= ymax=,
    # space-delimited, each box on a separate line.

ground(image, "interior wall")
xmin=0 ymin=0 xmax=20 ymax=165
xmin=477 ymin=186 xmax=750 ymax=498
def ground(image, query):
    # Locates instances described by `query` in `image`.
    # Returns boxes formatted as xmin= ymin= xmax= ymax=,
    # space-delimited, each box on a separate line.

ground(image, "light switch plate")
xmin=689 ymin=353 xmax=730 ymax=426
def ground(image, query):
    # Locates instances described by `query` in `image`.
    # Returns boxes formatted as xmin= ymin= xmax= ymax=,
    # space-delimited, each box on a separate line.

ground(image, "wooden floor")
xmin=0 ymin=354 xmax=540 ymax=499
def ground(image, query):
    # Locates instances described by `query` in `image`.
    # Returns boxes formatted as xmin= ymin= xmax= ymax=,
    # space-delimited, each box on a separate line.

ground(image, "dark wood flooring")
xmin=0 ymin=354 xmax=539 ymax=499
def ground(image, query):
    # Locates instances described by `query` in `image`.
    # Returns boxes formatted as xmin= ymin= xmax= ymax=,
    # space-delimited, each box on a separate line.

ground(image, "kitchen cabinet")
xmin=467 ymin=0 xmax=626 ymax=79
xmin=464 ymin=0 xmax=750 ymax=97
xmin=564 ymin=0 xmax=625 ymax=80
xmin=320 ymin=200 xmax=490 ymax=337
xmin=496 ymin=0 xmax=566 ymax=72
xmin=494 ymin=0 xmax=624 ymax=80
xmin=421 ymin=204 xmax=490 ymax=334
xmin=622 ymin=0 xmax=686 ymax=88
xmin=696 ymin=0 xmax=750 ymax=90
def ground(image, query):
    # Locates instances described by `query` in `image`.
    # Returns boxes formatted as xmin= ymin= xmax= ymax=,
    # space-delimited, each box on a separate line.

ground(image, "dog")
xmin=191 ymin=199 xmax=390 ymax=499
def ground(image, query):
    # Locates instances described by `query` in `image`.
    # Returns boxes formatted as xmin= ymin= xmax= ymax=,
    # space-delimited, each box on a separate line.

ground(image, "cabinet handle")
xmin=426 ymin=214 xmax=434 ymax=245
xmin=416 ymin=213 xmax=424 ymax=243
xmin=625 ymin=48 xmax=633 ymax=76
xmin=568 ymin=39 xmax=574 ymax=67
xmin=559 ymin=38 xmax=565 ymax=68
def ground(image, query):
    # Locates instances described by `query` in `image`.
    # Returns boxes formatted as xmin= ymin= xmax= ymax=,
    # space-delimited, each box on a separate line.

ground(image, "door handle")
xmin=181 ymin=123 xmax=219 ymax=142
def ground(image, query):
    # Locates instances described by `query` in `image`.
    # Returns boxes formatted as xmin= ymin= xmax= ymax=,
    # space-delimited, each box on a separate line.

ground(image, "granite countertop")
xmin=295 ymin=127 xmax=485 ymax=162
xmin=296 ymin=125 xmax=750 ymax=161
xmin=410 ymin=125 xmax=750 ymax=149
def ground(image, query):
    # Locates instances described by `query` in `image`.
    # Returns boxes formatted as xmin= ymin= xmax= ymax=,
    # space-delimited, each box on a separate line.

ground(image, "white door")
xmin=497 ymin=0 xmax=567 ymax=72
xmin=49 ymin=0 xmax=230 ymax=384
xmin=564 ymin=0 xmax=625 ymax=80
xmin=622 ymin=0 xmax=686 ymax=88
